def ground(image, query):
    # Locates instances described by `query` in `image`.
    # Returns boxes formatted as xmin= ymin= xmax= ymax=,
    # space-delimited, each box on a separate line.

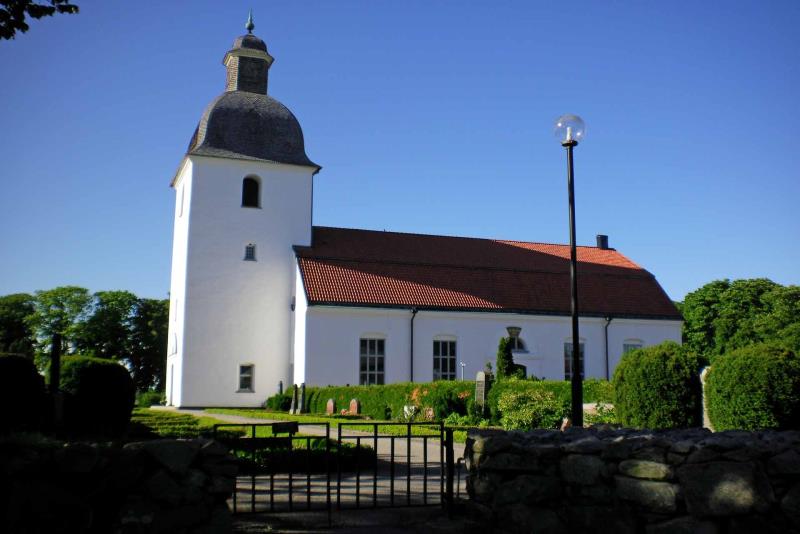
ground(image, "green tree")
xmin=496 ymin=337 xmax=514 ymax=378
xmin=74 ymin=290 xmax=138 ymax=359
xmin=26 ymin=286 xmax=91 ymax=359
xmin=0 ymin=0 xmax=79 ymax=40
xmin=0 ymin=293 xmax=35 ymax=358
xmin=712 ymin=278 xmax=779 ymax=356
xmin=755 ymin=285 xmax=800 ymax=353
xmin=680 ymin=279 xmax=729 ymax=358
xmin=128 ymin=298 xmax=168 ymax=391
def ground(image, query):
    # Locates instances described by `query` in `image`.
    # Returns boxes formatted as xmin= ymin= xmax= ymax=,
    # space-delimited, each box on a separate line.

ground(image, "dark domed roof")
xmin=187 ymin=91 xmax=319 ymax=169
xmin=232 ymin=33 xmax=267 ymax=52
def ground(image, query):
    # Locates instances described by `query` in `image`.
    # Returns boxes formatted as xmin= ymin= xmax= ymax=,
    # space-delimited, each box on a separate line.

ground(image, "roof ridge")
xmin=312 ymin=225 xmax=621 ymax=251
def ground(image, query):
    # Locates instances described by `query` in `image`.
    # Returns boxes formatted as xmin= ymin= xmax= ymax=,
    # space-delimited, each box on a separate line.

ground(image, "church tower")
xmin=166 ymin=15 xmax=319 ymax=407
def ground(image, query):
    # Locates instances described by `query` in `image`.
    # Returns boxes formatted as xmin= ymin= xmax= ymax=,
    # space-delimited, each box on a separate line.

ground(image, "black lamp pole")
xmin=563 ymin=138 xmax=583 ymax=427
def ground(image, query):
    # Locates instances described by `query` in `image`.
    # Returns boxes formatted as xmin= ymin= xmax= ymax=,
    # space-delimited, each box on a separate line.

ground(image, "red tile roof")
xmin=295 ymin=227 xmax=682 ymax=320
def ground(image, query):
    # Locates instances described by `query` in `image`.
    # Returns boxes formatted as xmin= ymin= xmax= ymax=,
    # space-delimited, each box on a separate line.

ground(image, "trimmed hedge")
xmin=304 ymin=381 xmax=473 ymax=420
xmin=612 ymin=341 xmax=702 ymax=429
xmin=61 ymin=356 xmax=135 ymax=437
xmin=0 ymin=355 xmax=46 ymax=433
xmin=706 ymin=344 xmax=800 ymax=431
xmin=299 ymin=378 xmax=613 ymax=425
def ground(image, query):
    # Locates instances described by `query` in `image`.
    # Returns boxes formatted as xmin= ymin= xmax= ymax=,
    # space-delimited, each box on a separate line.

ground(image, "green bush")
xmin=136 ymin=390 xmax=164 ymax=408
xmin=486 ymin=378 xmax=613 ymax=425
xmin=0 ymin=355 xmax=46 ymax=433
xmin=496 ymin=389 xmax=564 ymax=430
xmin=706 ymin=344 xmax=800 ymax=430
xmin=61 ymin=356 xmax=135 ymax=437
xmin=613 ymin=341 xmax=702 ymax=429
xmin=265 ymin=391 xmax=293 ymax=411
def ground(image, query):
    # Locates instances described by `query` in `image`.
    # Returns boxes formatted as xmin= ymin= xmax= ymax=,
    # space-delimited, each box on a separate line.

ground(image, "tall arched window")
xmin=242 ymin=176 xmax=260 ymax=207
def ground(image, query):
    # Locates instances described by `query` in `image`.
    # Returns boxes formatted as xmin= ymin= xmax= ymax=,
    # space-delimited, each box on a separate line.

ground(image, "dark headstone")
xmin=475 ymin=371 xmax=492 ymax=415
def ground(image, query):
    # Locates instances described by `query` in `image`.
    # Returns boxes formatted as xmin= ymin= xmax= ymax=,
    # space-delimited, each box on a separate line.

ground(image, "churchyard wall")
xmin=0 ymin=437 xmax=237 ymax=533
xmin=466 ymin=427 xmax=800 ymax=533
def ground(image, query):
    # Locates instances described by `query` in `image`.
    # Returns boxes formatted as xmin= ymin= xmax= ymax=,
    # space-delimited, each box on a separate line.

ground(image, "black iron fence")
xmin=213 ymin=421 xmax=456 ymax=523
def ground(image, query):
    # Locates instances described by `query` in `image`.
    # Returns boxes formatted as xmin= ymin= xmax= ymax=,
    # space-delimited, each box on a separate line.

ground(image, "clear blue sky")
xmin=1 ymin=1 xmax=798 ymax=302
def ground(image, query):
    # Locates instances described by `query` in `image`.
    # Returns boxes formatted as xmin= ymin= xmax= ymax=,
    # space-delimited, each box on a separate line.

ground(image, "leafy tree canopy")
xmin=0 ymin=0 xmax=79 ymax=40
xmin=128 ymin=298 xmax=169 ymax=391
xmin=26 ymin=285 xmax=91 ymax=353
xmin=680 ymin=278 xmax=800 ymax=358
xmin=0 ymin=293 xmax=35 ymax=357
xmin=74 ymin=290 xmax=138 ymax=359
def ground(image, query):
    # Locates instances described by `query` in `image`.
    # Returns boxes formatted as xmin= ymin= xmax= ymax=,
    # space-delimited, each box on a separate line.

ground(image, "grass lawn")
xmin=205 ymin=408 xmax=471 ymax=443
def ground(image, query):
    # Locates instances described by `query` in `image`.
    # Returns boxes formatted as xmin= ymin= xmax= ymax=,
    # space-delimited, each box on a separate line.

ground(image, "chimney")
xmin=596 ymin=235 xmax=609 ymax=250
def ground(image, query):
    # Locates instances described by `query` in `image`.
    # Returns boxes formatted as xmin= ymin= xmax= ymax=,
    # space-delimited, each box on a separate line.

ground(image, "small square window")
xmin=239 ymin=364 xmax=254 ymax=392
xmin=244 ymin=244 xmax=256 ymax=261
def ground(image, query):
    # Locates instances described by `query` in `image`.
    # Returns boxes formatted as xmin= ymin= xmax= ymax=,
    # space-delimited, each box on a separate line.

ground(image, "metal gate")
xmin=213 ymin=421 xmax=456 ymax=524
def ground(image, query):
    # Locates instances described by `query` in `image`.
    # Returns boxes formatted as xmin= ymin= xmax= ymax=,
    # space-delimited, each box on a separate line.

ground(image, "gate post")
xmin=444 ymin=428 xmax=455 ymax=517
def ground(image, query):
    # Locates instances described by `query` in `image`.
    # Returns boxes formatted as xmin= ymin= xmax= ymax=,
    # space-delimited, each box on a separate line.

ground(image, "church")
xmin=165 ymin=21 xmax=682 ymax=408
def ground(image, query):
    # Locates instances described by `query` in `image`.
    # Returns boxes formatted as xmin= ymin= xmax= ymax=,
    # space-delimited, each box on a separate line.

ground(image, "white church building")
xmin=165 ymin=24 xmax=682 ymax=408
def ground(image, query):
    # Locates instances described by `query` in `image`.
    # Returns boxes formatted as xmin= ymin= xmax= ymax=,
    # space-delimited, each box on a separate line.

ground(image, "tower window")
xmin=244 ymin=244 xmax=256 ymax=261
xmin=238 ymin=364 xmax=254 ymax=392
xmin=242 ymin=177 xmax=260 ymax=207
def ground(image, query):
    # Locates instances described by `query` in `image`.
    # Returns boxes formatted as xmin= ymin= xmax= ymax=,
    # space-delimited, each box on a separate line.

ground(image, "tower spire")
xmin=246 ymin=9 xmax=255 ymax=34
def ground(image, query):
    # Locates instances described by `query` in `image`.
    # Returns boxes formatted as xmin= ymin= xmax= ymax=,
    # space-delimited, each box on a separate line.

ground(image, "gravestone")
xmin=299 ymin=383 xmax=306 ymax=414
xmin=326 ymin=398 xmax=335 ymax=415
xmin=278 ymin=380 xmax=283 ymax=395
xmin=348 ymin=398 xmax=360 ymax=415
xmin=475 ymin=371 xmax=492 ymax=416
xmin=289 ymin=384 xmax=299 ymax=414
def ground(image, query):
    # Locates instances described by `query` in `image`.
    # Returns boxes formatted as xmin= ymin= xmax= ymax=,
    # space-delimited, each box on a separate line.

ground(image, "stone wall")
xmin=0 ymin=437 xmax=237 ymax=533
xmin=465 ymin=427 xmax=800 ymax=533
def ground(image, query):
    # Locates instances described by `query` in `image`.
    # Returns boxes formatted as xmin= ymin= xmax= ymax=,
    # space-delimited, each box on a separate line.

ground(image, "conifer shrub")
xmin=0 ymin=355 xmax=46 ymax=433
xmin=612 ymin=341 xmax=702 ymax=429
xmin=706 ymin=344 xmax=800 ymax=430
xmin=61 ymin=356 xmax=135 ymax=437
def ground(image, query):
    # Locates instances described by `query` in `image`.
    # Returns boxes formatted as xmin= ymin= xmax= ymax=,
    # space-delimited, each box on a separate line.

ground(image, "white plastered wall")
xmin=297 ymin=305 xmax=681 ymax=386
xmin=170 ymin=155 xmax=314 ymax=407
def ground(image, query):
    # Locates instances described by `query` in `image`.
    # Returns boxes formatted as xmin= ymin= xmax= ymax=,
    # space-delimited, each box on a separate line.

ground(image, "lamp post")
xmin=555 ymin=114 xmax=586 ymax=427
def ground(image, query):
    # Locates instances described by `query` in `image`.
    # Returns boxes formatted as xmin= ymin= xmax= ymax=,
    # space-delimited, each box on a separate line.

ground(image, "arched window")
xmin=242 ymin=176 xmax=260 ymax=207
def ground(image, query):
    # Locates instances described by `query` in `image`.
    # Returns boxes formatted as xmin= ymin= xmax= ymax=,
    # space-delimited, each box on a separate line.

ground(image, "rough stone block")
xmin=480 ymin=452 xmax=539 ymax=472
xmin=560 ymin=454 xmax=605 ymax=486
xmin=499 ymin=504 xmax=567 ymax=534
xmin=618 ymin=459 xmax=673 ymax=481
xmin=615 ymin=476 xmax=679 ymax=513
xmin=562 ymin=436 xmax=608 ymax=454
xmin=494 ymin=474 xmax=561 ymax=506
xmin=145 ymin=469 xmax=183 ymax=506
xmin=645 ymin=516 xmax=718 ymax=534
xmin=768 ymin=449 xmax=800 ymax=475
xmin=631 ymin=447 xmax=667 ymax=463
xmin=782 ymin=482 xmax=800 ymax=527
xmin=677 ymin=461 xmax=774 ymax=516
xmin=135 ymin=440 xmax=199 ymax=475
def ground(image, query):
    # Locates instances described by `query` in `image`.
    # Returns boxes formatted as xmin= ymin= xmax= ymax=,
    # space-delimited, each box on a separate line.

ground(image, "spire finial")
xmin=245 ymin=9 xmax=255 ymax=34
